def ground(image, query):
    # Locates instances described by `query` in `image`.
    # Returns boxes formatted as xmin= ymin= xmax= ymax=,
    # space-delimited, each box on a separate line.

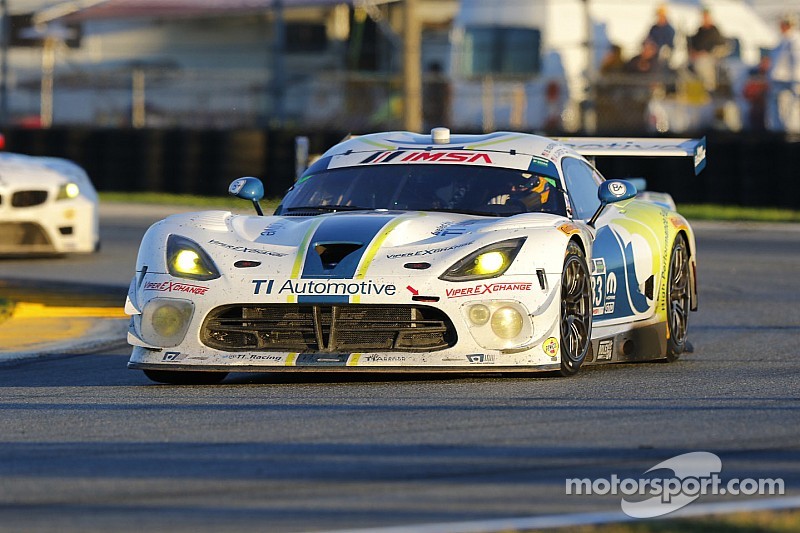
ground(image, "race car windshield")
xmin=276 ymin=164 xmax=567 ymax=217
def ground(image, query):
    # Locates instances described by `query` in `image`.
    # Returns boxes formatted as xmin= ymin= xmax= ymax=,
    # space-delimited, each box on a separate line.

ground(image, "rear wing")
xmin=555 ymin=137 xmax=706 ymax=175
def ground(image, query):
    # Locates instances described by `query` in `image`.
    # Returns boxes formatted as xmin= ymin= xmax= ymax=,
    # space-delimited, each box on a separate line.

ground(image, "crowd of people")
xmin=597 ymin=4 xmax=800 ymax=133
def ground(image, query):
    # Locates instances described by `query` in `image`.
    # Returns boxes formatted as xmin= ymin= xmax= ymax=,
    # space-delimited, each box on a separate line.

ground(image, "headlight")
xmin=490 ymin=306 xmax=524 ymax=339
xmin=461 ymin=300 xmax=532 ymax=350
xmin=440 ymin=238 xmax=526 ymax=281
xmin=56 ymin=182 xmax=80 ymax=200
xmin=167 ymin=235 xmax=220 ymax=281
xmin=141 ymin=298 xmax=194 ymax=347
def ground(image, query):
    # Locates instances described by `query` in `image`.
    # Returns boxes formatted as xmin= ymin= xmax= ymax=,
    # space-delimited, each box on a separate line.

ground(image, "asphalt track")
xmin=0 ymin=206 xmax=799 ymax=532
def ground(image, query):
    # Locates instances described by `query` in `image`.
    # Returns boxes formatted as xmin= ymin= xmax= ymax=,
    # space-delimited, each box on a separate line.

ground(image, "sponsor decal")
xmin=446 ymin=282 xmax=533 ymax=298
xmin=591 ymin=258 xmax=617 ymax=316
xmin=208 ymin=239 xmax=287 ymax=257
xmin=558 ymin=223 xmax=581 ymax=236
xmin=260 ymin=221 xmax=287 ymax=236
xmin=162 ymin=351 xmax=188 ymax=362
xmin=431 ymin=221 xmax=456 ymax=236
xmin=695 ymin=144 xmax=707 ymax=169
xmin=543 ymin=337 xmax=559 ymax=357
xmin=609 ymin=181 xmax=627 ymax=197
xmin=248 ymin=354 xmax=283 ymax=362
xmin=597 ymin=339 xmax=614 ymax=361
xmin=530 ymin=156 xmax=550 ymax=168
xmin=252 ymin=278 xmax=396 ymax=296
xmin=387 ymin=241 xmax=473 ymax=259
xmin=361 ymin=354 xmax=408 ymax=363
xmin=228 ymin=178 xmax=247 ymax=195
xmin=145 ymin=280 xmax=210 ymax=295
xmin=467 ymin=354 xmax=495 ymax=364
xmin=220 ymin=353 xmax=282 ymax=362
xmin=592 ymin=258 xmax=606 ymax=275
xmin=360 ymin=150 xmax=494 ymax=165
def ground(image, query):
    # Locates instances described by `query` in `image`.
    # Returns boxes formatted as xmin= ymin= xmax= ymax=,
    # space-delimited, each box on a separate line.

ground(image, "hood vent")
xmin=315 ymin=242 xmax=363 ymax=269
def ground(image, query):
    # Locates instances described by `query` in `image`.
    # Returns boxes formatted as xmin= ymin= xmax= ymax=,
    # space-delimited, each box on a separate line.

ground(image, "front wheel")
xmin=665 ymin=234 xmax=690 ymax=361
xmin=559 ymin=241 xmax=592 ymax=376
xmin=143 ymin=370 xmax=229 ymax=385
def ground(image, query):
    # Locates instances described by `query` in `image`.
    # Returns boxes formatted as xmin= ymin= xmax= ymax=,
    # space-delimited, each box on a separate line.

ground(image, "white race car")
xmin=126 ymin=129 xmax=703 ymax=384
xmin=0 ymin=140 xmax=99 ymax=255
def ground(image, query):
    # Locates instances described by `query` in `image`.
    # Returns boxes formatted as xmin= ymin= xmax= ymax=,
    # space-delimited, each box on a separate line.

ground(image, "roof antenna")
xmin=431 ymin=127 xmax=450 ymax=144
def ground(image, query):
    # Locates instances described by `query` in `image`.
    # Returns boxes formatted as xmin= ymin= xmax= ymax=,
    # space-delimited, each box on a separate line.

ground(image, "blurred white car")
xmin=0 ymin=139 xmax=99 ymax=255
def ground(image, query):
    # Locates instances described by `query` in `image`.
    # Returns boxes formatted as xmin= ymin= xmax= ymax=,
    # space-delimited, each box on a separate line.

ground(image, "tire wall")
xmin=4 ymin=128 xmax=799 ymax=207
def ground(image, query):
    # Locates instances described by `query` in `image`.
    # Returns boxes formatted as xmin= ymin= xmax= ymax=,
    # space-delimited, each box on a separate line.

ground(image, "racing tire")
xmin=143 ymin=370 xmax=228 ymax=385
xmin=665 ymin=234 xmax=690 ymax=361
xmin=559 ymin=241 xmax=592 ymax=376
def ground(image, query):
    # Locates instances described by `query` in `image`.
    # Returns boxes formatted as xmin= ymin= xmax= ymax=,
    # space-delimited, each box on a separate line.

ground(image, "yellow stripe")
xmin=466 ymin=134 xmax=522 ymax=149
xmin=285 ymin=353 xmax=298 ymax=366
xmin=347 ymin=354 xmax=362 ymax=366
xmin=360 ymin=139 xmax=397 ymax=150
xmin=353 ymin=215 xmax=417 ymax=279
xmin=291 ymin=218 xmax=325 ymax=279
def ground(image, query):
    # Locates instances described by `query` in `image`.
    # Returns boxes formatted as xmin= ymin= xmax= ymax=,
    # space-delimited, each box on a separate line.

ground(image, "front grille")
xmin=0 ymin=222 xmax=52 ymax=250
xmin=12 ymin=190 xmax=48 ymax=208
xmin=202 ymin=304 xmax=457 ymax=353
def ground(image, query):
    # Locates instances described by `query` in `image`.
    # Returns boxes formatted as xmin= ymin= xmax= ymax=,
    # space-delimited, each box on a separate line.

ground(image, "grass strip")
xmin=99 ymin=193 xmax=800 ymax=224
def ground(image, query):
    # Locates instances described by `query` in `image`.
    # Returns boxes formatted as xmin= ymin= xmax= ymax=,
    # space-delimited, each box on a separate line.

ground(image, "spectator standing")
xmin=688 ymin=8 xmax=729 ymax=91
xmin=600 ymin=44 xmax=626 ymax=75
xmin=624 ymin=39 xmax=671 ymax=78
xmin=767 ymin=16 xmax=800 ymax=132
xmin=743 ymin=55 xmax=770 ymax=131
xmin=647 ymin=5 xmax=676 ymax=58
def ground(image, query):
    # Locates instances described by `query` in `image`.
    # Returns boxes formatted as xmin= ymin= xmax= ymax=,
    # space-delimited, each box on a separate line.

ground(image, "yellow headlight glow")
xmin=57 ymin=182 xmax=80 ymax=200
xmin=490 ymin=306 xmax=523 ymax=339
xmin=166 ymin=235 xmax=220 ymax=281
xmin=173 ymin=249 xmax=203 ymax=274
xmin=151 ymin=304 xmax=185 ymax=337
xmin=473 ymin=251 xmax=506 ymax=275
xmin=141 ymin=298 xmax=195 ymax=347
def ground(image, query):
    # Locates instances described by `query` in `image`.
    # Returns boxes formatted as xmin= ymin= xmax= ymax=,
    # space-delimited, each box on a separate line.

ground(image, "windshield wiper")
xmin=285 ymin=205 xmax=372 ymax=213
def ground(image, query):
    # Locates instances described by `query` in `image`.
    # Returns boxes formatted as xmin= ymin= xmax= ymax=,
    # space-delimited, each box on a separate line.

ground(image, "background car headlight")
xmin=56 ymin=182 xmax=80 ymax=200
xmin=167 ymin=235 xmax=220 ymax=281
xmin=440 ymin=238 xmax=525 ymax=281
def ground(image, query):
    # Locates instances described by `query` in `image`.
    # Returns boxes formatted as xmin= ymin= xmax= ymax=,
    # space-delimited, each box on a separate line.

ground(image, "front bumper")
xmin=0 ymin=194 xmax=98 ymax=254
xmin=126 ymin=272 xmax=565 ymax=371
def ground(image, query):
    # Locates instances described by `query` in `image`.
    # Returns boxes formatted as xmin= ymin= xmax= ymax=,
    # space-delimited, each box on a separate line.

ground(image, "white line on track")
xmin=319 ymin=496 xmax=800 ymax=533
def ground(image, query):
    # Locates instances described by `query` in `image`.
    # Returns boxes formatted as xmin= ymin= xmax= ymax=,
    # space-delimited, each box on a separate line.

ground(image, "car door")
xmin=561 ymin=157 xmax=660 ymax=325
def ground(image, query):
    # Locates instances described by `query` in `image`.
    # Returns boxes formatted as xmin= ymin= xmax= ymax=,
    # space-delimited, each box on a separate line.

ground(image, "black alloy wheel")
xmin=560 ymin=241 xmax=592 ymax=376
xmin=665 ymin=234 xmax=690 ymax=361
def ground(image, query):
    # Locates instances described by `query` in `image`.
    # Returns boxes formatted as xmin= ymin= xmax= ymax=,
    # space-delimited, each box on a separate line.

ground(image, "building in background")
xmin=0 ymin=0 xmax=786 ymax=133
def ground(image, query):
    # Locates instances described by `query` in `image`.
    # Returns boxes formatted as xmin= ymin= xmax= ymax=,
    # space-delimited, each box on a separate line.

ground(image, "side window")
xmin=561 ymin=158 xmax=602 ymax=220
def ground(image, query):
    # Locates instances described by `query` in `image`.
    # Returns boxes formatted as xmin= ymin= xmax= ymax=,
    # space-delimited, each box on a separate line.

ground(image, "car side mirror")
xmin=588 ymin=179 xmax=637 ymax=227
xmin=229 ymin=177 xmax=265 ymax=216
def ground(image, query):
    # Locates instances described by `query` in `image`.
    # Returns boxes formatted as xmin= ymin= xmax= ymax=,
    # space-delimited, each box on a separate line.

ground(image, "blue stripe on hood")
xmin=301 ymin=214 xmax=396 ymax=279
